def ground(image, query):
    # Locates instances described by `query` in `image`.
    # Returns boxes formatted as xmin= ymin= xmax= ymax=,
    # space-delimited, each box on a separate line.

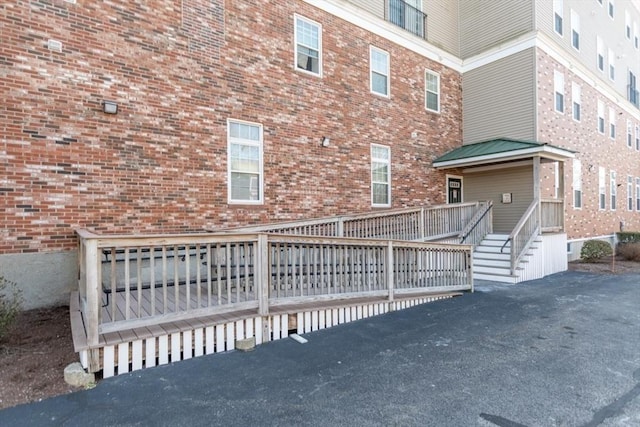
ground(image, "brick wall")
xmin=1 ymin=0 xmax=462 ymax=254
xmin=536 ymin=49 xmax=640 ymax=239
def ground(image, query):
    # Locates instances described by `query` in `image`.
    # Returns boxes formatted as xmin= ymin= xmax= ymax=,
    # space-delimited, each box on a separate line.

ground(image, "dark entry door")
xmin=447 ymin=177 xmax=462 ymax=203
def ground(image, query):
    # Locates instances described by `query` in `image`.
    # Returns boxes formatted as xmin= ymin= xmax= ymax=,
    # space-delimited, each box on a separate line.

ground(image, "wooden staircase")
xmin=473 ymin=233 xmax=542 ymax=284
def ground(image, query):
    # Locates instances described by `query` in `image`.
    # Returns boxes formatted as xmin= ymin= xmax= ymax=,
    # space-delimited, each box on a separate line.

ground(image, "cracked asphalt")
xmin=1 ymin=270 xmax=639 ymax=426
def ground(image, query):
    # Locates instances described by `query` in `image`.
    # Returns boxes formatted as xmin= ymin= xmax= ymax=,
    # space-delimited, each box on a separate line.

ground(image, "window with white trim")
xmin=571 ymin=10 xmax=580 ymax=50
xmin=636 ymin=124 xmax=640 ymax=150
xmin=634 ymin=22 xmax=639 ymax=49
xmin=597 ymin=100 xmax=605 ymax=134
xmin=573 ymin=159 xmax=582 ymax=209
xmin=227 ymin=120 xmax=263 ymax=204
xmin=636 ymin=177 xmax=640 ymax=210
xmin=370 ymin=46 xmax=390 ymax=97
xmin=572 ymin=82 xmax=581 ymax=121
xmin=425 ymin=70 xmax=440 ymax=113
xmin=371 ymin=144 xmax=391 ymax=206
xmin=608 ymin=48 xmax=615 ymax=80
xmin=597 ymin=37 xmax=605 ymax=72
xmin=554 ymin=71 xmax=564 ymax=113
xmin=599 ymin=166 xmax=606 ymax=210
xmin=609 ymin=107 xmax=616 ymax=139
xmin=610 ymin=170 xmax=617 ymax=210
xmin=625 ymin=11 xmax=631 ymax=39
xmin=628 ymin=175 xmax=633 ymax=210
xmin=608 ymin=0 xmax=614 ymax=19
xmin=627 ymin=120 xmax=633 ymax=147
xmin=553 ymin=0 xmax=563 ymax=36
xmin=294 ymin=15 xmax=322 ymax=76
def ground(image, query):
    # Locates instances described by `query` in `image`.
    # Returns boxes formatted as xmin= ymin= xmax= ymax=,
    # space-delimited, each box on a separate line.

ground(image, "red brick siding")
xmin=536 ymin=49 xmax=640 ymax=239
xmin=0 ymin=0 xmax=462 ymax=254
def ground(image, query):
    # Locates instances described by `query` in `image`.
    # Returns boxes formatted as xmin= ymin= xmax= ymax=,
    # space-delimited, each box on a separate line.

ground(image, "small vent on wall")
xmin=47 ymin=39 xmax=62 ymax=52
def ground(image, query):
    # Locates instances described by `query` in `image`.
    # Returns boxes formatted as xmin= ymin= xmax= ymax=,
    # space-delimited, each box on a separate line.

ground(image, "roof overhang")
xmin=433 ymin=139 xmax=575 ymax=170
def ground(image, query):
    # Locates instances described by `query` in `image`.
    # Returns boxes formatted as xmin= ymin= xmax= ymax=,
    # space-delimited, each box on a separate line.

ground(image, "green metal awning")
xmin=433 ymin=138 xmax=575 ymax=169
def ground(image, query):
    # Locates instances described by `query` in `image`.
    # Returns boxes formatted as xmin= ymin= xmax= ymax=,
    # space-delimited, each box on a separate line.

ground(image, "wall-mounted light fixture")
xmin=321 ymin=136 xmax=330 ymax=147
xmin=102 ymin=100 xmax=118 ymax=114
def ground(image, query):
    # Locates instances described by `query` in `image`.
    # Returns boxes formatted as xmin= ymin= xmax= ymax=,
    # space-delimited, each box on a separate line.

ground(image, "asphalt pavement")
xmin=2 ymin=270 xmax=640 ymax=426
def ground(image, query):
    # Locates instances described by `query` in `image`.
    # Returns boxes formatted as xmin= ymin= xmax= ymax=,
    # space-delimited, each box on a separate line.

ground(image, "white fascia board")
xmin=303 ymin=0 xmax=463 ymax=72
xmin=433 ymin=146 xmax=574 ymax=169
xmin=462 ymin=32 xmax=538 ymax=71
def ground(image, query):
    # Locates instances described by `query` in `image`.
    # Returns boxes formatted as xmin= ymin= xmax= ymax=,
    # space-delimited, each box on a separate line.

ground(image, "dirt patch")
xmin=567 ymin=256 xmax=640 ymax=275
xmin=0 ymin=306 xmax=81 ymax=410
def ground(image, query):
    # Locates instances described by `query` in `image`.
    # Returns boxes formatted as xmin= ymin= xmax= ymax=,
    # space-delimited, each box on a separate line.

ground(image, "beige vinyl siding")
xmin=465 ymin=165 xmax=534 ymax=233
xmin=344 ymin=0 xmax=384 ymax=19
xmin=423 ymin=0 xmax=459 ymax=56
xmin=463 ymin=48 xmax=536 ymax=144
xmin=459 ymin=0 xmax=534 ymax=58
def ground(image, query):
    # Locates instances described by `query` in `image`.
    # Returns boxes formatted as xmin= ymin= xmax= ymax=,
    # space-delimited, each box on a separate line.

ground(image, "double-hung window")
xmin=294 ymin=15 xmax=322 ymax=76
xmin=608 ymin=0 xmax=614 ymax=19
xmin=609 ymin=108 xmax=616 ymax=139
xmin=425 ymin=70 xmax=440 ymax=113
xmin=227 ymin=120 xmax=263 ymax=204
xmin=553 ymin=0 xmax=563 ymax=36
xmin=627 ymin=120 xmax=633 ymax=148
xmin=608 ymin=48 xmax=615 ymax=81
xmin=573 ymin=159 xmax=582 ymax=209
xmin=597 ymin=101 xmax=605 ymax=134
xmin=610 ymin=170 xmax=617 ymax=210
xmin=571 ymin=10 xmax=580 ymax=50
xmin=636 ymin=124 xmax=640 ymax=150
xmin=636 ymin=177 xmax=640 ymax=210
xmin=625 ymin=11 xmax=631 ymax=39
xmin=628 ymin=175 xmax=634 ymax=210
xmin=634 ymin=22 xmax=639 ymax=49
xmin=597 ymin=37 xmax=605 ymax=72
xmin=370 ymin=47 xmax=390 ymax=97
xmin=599 ymin=167 xmax=606 ymax=210
xmin=554 ymin=71 xmax=564 ymax=113
xmin=572 ymin=82 xmax=581 ymax=121
xmin=371 ymin=144 xmax=391 ymax=207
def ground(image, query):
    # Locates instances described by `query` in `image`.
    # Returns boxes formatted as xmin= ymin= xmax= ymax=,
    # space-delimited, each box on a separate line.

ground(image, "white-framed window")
xmin=609 ymin=108 xmax=616 ymax=139
xmin=627 ymin=120 xmax=633 ymax=148
xmin=597 ymin=0 xmax=603 ymax=5
xmin=597 ymin=37 xmax=605 ymax=72
xmin=294 ymin=15 xmax=322 ymax=76
xmin=625 ymin=11 xmax=631 ymax=39
xmin=571 ymin=10 xmax=580 ymax=50
xmin=573 ymin=159 xmax=582 ymax=209
xmin=608 ymin=0 xmax=614 ymax=19
xmin=227 ymin=119 xmax=263 ymax=204
xmin=599 ymin=166 xmax=606 ymax=210
xmin=610 ymin=170 xmax=617 ymax=210
xmin=597 ymin=100 xmax=605 ymax=134
xmin=572 ymin=82 xmax=581 ymax=121
xmin=371 ymin=144 xmax=391 ymax=207
xmin=554 ymin=71 xmax=564 ymax=113
xmin=628 ymin=175 xmax=634 ymax=210
xmin=425 ymin=70 xmax=440 ymax=113
xmin=636 ymin=124 xmax=640 ymax=150
xmin=553 ymin=0 xmax=563 ymax=36
xmin=636 ymin=177 xmax=640 ymax=210
xmin=370 ymin=46 xmax=390 ymax=97
xmin=608 ymin=48 xmax=615 ymax=80
xmin=634 ymin=22 xmax=639 ymax=49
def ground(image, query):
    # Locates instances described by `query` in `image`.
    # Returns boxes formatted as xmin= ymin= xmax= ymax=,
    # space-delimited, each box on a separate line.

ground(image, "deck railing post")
xmin=419 ymin=207 xmax=425 ymax=241
xmin=82 ymin=236 xmax=102 ymax=371
xmin=387 ymin=241 xmax=394 ymax=302
xmin=257 ymin=234 xmax=269 ymax=316
xmin=337 ymin=217 xmax=344 ymax=237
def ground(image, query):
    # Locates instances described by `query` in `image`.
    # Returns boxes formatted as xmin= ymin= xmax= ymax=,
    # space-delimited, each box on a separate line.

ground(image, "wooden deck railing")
xmin=220 ymin=202 xmax=483 ymax=242
xmin=502 ymin=199 xmax=541 ymax=276
xmin=77 ymin=230 xmax=473 ymax=346
xmin=458 ymin=201 xmax=493 ymax=245
xmin=541 ymin=198 xmax=564 ymax=232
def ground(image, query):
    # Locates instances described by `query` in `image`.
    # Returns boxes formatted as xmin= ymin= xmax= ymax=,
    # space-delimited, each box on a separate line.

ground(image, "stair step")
xmin=474 ymin=265 xmax=513 ymax=275
xmin=474 ymin=272 xmax=518 ymax=284
xmin=479 ymin=239 xmax=510 ymax=247
xmin=475 ymin=245 xmax=511 ymax=254
xmin=474 ymin=259 xmax=511 ymax=268
xmin=473 ymin=251 xmax=511 ymax=261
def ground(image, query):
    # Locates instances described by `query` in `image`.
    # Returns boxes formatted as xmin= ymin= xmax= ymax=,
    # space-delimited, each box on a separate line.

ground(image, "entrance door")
xmin=447 ymin=177 xmax=462 ymax=204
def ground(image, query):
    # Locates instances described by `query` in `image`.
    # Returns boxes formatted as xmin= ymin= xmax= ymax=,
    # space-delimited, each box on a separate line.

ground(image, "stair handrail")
xmin=500 ymin=198 xmax=541 ymax=275
xmin=458 ymin=201 xmax=493 ymax=244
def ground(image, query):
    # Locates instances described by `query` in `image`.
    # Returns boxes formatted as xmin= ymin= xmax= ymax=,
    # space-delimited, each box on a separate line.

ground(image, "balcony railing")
xmin=385 ymin=0 xmax=427 ymax=39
